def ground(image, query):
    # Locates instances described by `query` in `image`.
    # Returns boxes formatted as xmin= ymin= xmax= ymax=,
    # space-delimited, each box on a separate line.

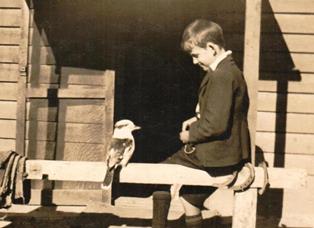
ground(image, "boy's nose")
xmin=192 ymin=57 xmax=198 ymax=64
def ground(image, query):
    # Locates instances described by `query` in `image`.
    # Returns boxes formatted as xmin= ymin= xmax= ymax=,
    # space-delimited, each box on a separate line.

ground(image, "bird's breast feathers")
xmin=109 ymin=138 xmax=133 ymax=152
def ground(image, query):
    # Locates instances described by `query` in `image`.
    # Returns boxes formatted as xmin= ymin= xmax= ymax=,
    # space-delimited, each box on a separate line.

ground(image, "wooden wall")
xmin=0 ymin=0 xmax=114 ymax=201
xmin=0 ymin=0 xmax=313 ymax=224
xmin=255 ymin=0 xmax=314 ymax=225
xmin=0 ymin=0 xmax=21 ymax=151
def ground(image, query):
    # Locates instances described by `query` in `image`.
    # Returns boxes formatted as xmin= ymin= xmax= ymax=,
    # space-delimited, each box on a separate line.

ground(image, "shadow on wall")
xmin=257 ymin=0 xmax=301 ymax=222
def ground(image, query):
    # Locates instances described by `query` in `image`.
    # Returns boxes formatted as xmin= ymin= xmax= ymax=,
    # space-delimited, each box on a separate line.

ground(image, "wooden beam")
xmin=232 ymin=189 xmax=258 ymax=228
xmin=16 ymin=0 xmax=30 ymax=156
xmin=25 ymin=161 xmax=307 ymax=190
xmin=0 ymin=9 xmax=21 ymax=27
xmin=235 ymin=0 xmax=261 ymax=227
xmin=243 ymin=0 xmax=262 ymax=166
xmin=26 ymin=87 xmax=106 ymax=98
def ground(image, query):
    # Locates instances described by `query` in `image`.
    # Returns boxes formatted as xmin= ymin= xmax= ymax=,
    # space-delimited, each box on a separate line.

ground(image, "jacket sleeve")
xmin=189 ymin=71 xmax=234 ymax=143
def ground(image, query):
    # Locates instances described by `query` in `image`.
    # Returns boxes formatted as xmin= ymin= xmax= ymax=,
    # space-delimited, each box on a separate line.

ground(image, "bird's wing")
xmin=107 ymin=138 xmax=132 ymax=169
xmin=119 ymin=139 xmax=135 ymax=167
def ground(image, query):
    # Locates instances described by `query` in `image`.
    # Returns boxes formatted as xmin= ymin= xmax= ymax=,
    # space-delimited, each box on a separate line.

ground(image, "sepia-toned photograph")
xmin=0 ymin=0 xmax=313 ymax=227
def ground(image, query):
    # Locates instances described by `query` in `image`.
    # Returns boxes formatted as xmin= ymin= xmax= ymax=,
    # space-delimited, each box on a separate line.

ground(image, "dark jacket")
xmin=189 ymin=55 xmax=250 ymax=167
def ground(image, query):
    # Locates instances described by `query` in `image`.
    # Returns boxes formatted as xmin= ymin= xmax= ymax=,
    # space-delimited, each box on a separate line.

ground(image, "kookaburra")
xmin=101 ymin=119 xmax=141 ymax=189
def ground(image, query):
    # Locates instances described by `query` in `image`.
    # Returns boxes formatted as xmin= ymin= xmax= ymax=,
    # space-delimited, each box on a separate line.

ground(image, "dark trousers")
xmin=161 ymin=147 xmax=242 ymax=208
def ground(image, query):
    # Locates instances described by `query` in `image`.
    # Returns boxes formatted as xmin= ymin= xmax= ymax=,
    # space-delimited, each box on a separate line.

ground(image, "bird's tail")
xmin=101 ymin=168 xmax=114 ymax=190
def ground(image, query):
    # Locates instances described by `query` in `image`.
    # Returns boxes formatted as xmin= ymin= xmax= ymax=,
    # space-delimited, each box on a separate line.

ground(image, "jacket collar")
xmin=209 ymin=50 xmax=232 ymax=71
xmin=198 ymin=53 xmax=233 ymax=95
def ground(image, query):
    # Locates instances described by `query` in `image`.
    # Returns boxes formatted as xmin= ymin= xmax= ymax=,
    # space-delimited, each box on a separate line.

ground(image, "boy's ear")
xmin=206 ymin=42 xmax=218 ymax=56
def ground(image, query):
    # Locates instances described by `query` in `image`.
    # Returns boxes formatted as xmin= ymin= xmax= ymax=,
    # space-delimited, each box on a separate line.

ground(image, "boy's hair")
xmin=181 ymin=19 xmax=225 ymax=53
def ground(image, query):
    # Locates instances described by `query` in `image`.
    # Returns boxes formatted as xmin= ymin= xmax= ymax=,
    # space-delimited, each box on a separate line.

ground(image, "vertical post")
xmin=102 ymin=70 xmax=115 ymax=204
xmin=232 ymin=0 xmax=262 ymax=228
xmin=16 ymin=0 xmax=30 ymax=156
xmin=243 ymin=0 xmax=262 ymax=166
xmin=233 ymin=189 xmax=258 ymax=228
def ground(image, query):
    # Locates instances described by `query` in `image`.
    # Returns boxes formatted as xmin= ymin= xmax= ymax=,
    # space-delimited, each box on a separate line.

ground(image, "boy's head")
xmin=181 ymin=19 xmax=226 ymax=71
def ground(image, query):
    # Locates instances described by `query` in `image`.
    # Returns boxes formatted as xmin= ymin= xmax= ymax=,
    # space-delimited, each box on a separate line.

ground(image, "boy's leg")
xmin=180 ymin=198 xmax=203 ymax=228
xmin=180 ymin=186 xmax=216 ymax=228
xmin=152 ymin=191 xmax=171 ymax=228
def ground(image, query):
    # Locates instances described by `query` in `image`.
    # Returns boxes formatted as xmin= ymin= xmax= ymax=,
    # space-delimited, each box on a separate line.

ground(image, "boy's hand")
xmin=180 ymin=130 xmax=190 ymax=144
xmin=182 ymin=117 xmax=197 ymax=131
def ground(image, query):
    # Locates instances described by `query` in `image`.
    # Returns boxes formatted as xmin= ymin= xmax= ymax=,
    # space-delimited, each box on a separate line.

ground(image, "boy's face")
xmin=190 ymin=44 xmax=216 ymax=71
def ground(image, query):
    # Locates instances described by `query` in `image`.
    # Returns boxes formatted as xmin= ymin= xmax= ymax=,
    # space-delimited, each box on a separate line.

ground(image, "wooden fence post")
xmin=16 ymin=0 xmax=30 ymax=156
xmin=232 ymin=0 xmax=262 ymax=227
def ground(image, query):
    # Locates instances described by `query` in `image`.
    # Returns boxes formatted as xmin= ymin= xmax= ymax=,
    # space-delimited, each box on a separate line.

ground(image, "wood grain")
xmin=0 ymin=46 xmax=19 ymax=63
xmin=0 ymin=64 xmax=19 ymax=81
xmin=0 ymin=28 xmax=20 ymax=45
xmin=0 ymin=9 xmax=21 ymax=27
xmin=257 ymin=92 xmax=314 ymax=113
xmin=0 ymin=0 xmax=21 ymax=8
xmin=256 ymin=132 xmax=314 ymax=155
xmin=257 ymin=112 xmax=314 ymax=134
xmin=266 ymin=0 xmax=314 ymax=13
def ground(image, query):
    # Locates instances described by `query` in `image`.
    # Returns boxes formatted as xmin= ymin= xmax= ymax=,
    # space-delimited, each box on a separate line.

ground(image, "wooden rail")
xmin=21 ymin=160 xmax=307 ymax=228
xmin=25 ymin=160 xmax=307 ymax=190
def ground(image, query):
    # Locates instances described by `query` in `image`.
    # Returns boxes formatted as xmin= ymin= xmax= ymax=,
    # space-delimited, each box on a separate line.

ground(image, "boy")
xmin=152 ymin=19 xmax=251 ymax=228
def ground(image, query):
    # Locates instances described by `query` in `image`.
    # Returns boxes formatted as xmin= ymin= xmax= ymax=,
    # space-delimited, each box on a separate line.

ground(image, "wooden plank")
xmin=28 ymin=46 xmax=55 ymax=65
xmin=25 ymin=140 xmax=56 ymax=159
xmin=256 ymin=132 xmax=314 ymax=155
xmin=0 ymin=138 xmax=15 ymax=150
xmin=260 ymin=53 xmax=314 ymax=73
xmin=261 ymin=34 xmax=314 ymax=53
xmin=0 ymin=140 xmax=106 ymax=161
xmin=102 ymin=70 xmax=115 ymax=202
xmin=0 ymin=119 xmax=56 ymax=140
xmin=58 ymin=99 xmax=106 ymax=123
xmin=0 ymin=138 xmax=56 ymax=159
xmin=0 ymin=46 xmax=19 ymax=63
xmin=0 ymin=100 xmax=58 ymax=121
xmin=25 ymin=161 xmax=307 ymax=189
xmin=0 ymin=9 xmax=21 ymax=27
xmin=16 ymin=0 xmax=30 ymax=156
xmin=0 ymin=100 xmax=109 ymax=122
xmin=259 ymin=79 xmax=314 ymax=94
xmin=243 ymin=0 xmax=262 ymax=166
xmin=0 ymin=101 xmax=16 ymax=119
xmin=62 ymin=142 xmax=105 ymax=161
xmin=103 ymin=70 xmax=115 ymax=151
xmin=262 ymin=14 xmax=314 ymax=34
xmin=16 ymin=75 xmax=27 ymax=155
xmin=28 ymin=25 xmax=48 ymax=46
xmin=28 ymin=64 xmax=60 ymax=84
xmin=232 ymin=189 xmax=258 ymax=228
xmin=227 ymin=34 xmax=314 ymax=53
xmin=0 ymin=119 xmax=15 ymax=138
xmin=257 ymin=112 xmax=314 ymax=134
xmin=26 ymin=121 xmax=57 ymax=141
xmin=279 ymin=175 xmax=314 ymax=221
xmin=0 ymin=27 xmax=20 ymax=45
xmin=260 ymin=152 xmax=314 ymax=175
xmin=0 ymin=0 xmax=21 ymax=8
xmin=265 ymin=0 xmax=314 ymax=13
xmin=61 ymin=67 xmax=109 ymax=86
xmin=27 ymin=87 xmax=106 ymax=98
xmin=257 ymin=92 xmax=314 ymax=114
xmin=27 ymin=99 xmax=58 ymax=121
xmin=28 ymin=189 xmax=103 ymax=205
xmin=58 ymin=123 xmax=105 ymax=143
xmin=0 ymin=63 xmax=18 ymax=81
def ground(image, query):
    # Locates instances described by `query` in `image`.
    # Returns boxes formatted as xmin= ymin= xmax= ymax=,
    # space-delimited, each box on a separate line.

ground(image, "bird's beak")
xmin=133 ymin=125 xmax=141 ymax=130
